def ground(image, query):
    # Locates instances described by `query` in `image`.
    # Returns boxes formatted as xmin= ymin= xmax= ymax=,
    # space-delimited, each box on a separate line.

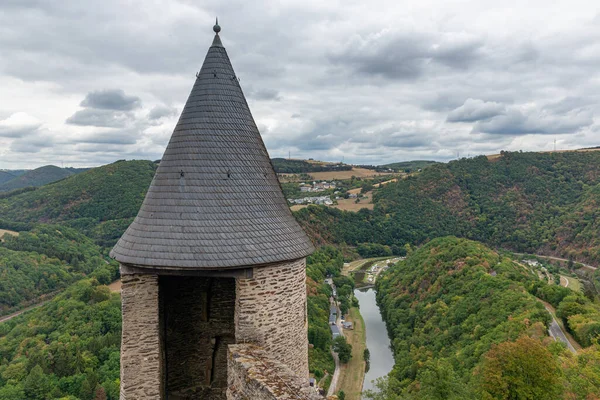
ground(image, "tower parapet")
xmin=111 ymin=21 xmax=314 ymax=400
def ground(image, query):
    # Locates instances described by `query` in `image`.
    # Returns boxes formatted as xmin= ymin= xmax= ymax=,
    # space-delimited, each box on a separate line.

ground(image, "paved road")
xmin=327 ymin=348 xmax=341 ymax=397
xmin=544 ymin=305 xmax=577 ymax=354
xmin=326 ymin=283 xmax=345 ymax=397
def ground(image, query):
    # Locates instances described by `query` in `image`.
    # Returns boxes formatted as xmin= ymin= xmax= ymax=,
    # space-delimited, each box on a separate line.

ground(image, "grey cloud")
xmin=543 ymin=97 xmax=593 ymax=114
xmin=148 ymin=105 xmax=178 ymax=120
xmin=0 ymin=124 xmax=39 ymax=138
xmin=247 ymin=87 xmax=282 ymax=101
xmin=66 ymin=109 xmax=132 ymax=128
xmin=473 ymin=108 xmax=593 ymax=135
xmin=421 ymin=93 xmax=466 ymax=112
xmin=9 ymin=132 xmax=55 ymax=153
xmin=81 ymin=89 xmax=141 ymax=111
xmin=76 ymin=131 xmax=139 ymax=145
xmin=447 ymin=99 xmax=506 ymax=122
xmin=330 ymin=31 xmax=483 ymax=81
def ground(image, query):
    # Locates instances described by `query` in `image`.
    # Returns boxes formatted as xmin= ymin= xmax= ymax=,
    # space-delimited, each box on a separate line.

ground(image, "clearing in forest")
xmin=0 ymin=229 xmax=19 ymax=242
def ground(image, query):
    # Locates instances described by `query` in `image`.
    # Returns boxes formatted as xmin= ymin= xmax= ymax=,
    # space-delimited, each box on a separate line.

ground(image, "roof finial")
xmin=213 ymin=17 xmax=221 ymax=34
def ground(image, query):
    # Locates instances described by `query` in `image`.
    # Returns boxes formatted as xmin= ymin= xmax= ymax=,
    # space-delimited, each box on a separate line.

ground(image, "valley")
xmin=0 ymin=151 xmax=600 ymax=399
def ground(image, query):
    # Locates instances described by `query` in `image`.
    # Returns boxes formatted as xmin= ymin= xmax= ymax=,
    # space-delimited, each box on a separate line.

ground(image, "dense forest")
xmin=0 ymin=225 xmax=118 ymax=315
xmin=0 ymin=279 xmax=121 ymax=400
xmin=296 ymin=151 xmax=600 ymax=265
xmin=372 ymin=236 xmax=600 ymax=399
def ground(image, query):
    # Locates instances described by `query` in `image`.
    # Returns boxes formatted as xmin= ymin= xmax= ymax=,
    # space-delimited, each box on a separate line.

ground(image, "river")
xmin=354 ymin=287 xmax=395 ymax=393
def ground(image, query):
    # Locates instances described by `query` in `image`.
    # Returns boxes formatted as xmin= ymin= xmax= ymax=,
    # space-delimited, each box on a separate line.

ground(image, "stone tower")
xmin=110 ymin=21 xmax=314 ymax=400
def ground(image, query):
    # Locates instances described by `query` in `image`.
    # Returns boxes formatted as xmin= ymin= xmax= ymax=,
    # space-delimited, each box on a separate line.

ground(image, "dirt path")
xmin=0 ymin=299 xmax=50 ymax=323
xmin=108 ymin=279 xmax=122 ymax=292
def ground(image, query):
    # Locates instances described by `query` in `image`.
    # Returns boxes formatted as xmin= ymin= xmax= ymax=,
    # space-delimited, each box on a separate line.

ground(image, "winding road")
xmin=544 ymin=305 xmax=577 ymax=354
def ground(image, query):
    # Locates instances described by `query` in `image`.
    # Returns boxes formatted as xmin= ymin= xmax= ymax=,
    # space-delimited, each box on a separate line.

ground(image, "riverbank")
xmin=335 ymin=257 xmax=398 ymax=398
xmin=337 ymin=306 xmax=367 ymax=400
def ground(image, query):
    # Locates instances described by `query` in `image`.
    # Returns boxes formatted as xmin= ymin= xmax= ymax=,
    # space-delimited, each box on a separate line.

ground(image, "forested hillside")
xmin=0 ymin=225 xmax=118 ymax=315
xmin=0 ymin=160 xmax=157 ymax=246
xmin=372 ymin=237 xmax=600 ymax=399
xmin=379 ymin=160 xmax=438 ymax=172
xmin=0 ymin=279 xmax=121 ymax=400
xmin=271 ymin=158 xmax=352 ymax=173
xmin=0 ymin=166 xmax=87 ymax=192
xmin=296 ymin=151 xmax=600 ymax=264
xmin=0 ymin=171 xmax=18 ymax=185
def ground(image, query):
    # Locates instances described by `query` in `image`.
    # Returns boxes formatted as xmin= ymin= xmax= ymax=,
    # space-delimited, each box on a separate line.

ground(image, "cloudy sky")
xmin=1 ymin=0 xmax=600 ymax=169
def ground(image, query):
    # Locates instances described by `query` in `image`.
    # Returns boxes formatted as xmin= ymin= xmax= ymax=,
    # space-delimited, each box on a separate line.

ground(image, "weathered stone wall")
xmin=227 ymin=344 xmax=323 ymax=400
xmin=162 ymin=276 xmax=235 ymax=400
xmin=120 ymin=273 xmax=163 ymax=399
xmin=235 ymin=258 xmax=309 ymax=378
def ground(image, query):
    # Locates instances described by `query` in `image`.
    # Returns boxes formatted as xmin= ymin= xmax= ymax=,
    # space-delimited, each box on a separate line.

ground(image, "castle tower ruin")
xmin=110 ymin=21 xmax=314 ymax=400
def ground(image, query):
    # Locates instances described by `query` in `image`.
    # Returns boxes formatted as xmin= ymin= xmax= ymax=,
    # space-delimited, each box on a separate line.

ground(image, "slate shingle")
xmin=110 ymin=31 xmax=314 ymax=269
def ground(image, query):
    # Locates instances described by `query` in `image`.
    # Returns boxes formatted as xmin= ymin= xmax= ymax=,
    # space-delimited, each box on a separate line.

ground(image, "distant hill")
xmin=295 ymin=151 xmax=600 ymax=265
xmin=272 ymin=158 xmax=352 ymax=174
xmin=0 ymin=171 xmax=17 ymax=185
xmin=380 ymin=160 xmax=438 ymax=172
xmin=0 ymin=165 xmax=88 ymax=192
xmin=0 ymin=160 xmax=157 ymax=246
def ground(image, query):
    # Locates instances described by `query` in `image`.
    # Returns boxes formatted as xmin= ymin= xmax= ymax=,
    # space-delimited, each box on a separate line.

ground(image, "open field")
xmin=373 ymin=178 xmax=398 ymax=187
xmin=308 ymin=168 xmax=395 ymax=181
xmin=337 ymin=306 xmax=367 ymax=400
xmin=0 ymin=228 xmax=19 ymax=242
xmin=335 ymin=192 xmax=373 ymax=211
xmin=560 ymin=275 xmax=582 ymax=292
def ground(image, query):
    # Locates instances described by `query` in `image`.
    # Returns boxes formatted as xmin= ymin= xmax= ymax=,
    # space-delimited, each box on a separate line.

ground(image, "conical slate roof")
xmin=110 ymin=25 xmax=314 ymax=270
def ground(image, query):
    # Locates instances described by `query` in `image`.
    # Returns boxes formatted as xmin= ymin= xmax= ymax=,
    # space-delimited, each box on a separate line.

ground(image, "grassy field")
xmin=308 ymin=168 xmax=395 ymax=181
xmin=560 ymin=275 xmax=583 ymax=292
xmin=334 ymin=193 xmax=373 ymax=211
xmin=337 ymin=306 xmax=367 ymax=400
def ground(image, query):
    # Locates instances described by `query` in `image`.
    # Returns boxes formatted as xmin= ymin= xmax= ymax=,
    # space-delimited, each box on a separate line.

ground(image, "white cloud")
xmin=1 ymin=0 xmax=600 ymax=168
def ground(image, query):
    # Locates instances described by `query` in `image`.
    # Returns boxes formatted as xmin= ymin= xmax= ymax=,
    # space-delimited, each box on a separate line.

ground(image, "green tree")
xmin=333 ymin=336 xmax=352 ymax=364
xmin=478 ymin=336 xmax=563 ymax=400
xmin=24 ymin=365 xmax=52 ymax=400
